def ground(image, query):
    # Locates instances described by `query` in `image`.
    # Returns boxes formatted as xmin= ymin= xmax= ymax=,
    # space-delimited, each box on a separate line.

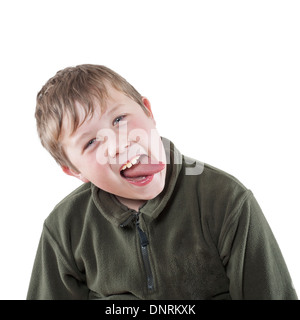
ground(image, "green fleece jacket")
xmin=27 ymin=139 xmax=297 ymax=300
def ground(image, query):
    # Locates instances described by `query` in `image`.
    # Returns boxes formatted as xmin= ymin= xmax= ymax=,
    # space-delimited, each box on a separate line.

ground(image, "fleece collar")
xmin=91 ymin=137 xmax=183 ymax=227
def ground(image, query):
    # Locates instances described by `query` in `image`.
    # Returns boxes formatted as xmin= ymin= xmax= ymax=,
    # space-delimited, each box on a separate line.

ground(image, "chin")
xmin=143 ymin=182 xmax=165 ymax=200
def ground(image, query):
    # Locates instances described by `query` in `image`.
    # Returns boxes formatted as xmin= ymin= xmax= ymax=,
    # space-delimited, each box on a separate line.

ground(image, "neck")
xmin=115 ymin=196 xmax=146 ymax=212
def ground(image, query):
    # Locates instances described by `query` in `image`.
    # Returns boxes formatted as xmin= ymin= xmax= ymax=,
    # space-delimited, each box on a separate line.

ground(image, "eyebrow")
xmin=74 ymin=132 xmax=92 ymax=145
xmin=106 ymin=103 xmax=125 ymax=116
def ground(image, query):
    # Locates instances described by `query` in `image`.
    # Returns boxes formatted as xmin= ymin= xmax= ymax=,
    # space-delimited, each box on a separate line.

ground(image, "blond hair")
xmin=35 ymin=64 xmax=147 ymax=171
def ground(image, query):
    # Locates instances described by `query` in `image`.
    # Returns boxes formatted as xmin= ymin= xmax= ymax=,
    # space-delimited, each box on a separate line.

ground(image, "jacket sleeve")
xmin=27 ymin=224 xmax=89 ymax=300
xmin=219 ymin=191 xmax=298 ymax=300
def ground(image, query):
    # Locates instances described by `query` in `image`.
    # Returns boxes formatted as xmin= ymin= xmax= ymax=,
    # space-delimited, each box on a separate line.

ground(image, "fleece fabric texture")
xmin=27 ymin=139 xmax=297 ymax=300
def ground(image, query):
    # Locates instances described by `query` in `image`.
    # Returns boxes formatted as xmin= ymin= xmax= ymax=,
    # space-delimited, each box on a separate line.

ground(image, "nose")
xmin=96 ymin=133 xmax=129 ymax=165
xmin=107 ymin=138 xmax=129 ymax=158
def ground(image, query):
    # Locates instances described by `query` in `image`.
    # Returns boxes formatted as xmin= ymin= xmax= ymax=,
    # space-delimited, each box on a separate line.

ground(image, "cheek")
xmin=127 ymin=119 xmax=157 ymax=145
xmin=95 ymin=144 xmax=110 ymax=165
xmin=84 ymin=162 xmax=114 ymax=187
xmin=128 ymin=116 xmax=155 ymax=133
xmin=77 ymin=151 xmax=108 ymax=179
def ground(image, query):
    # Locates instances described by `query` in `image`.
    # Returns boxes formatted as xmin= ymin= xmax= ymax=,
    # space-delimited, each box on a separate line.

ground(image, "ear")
xmin=142 ymin=97 xmax=155 ymax=120
xmin=61 ymin=166 xmax=89 ymax=183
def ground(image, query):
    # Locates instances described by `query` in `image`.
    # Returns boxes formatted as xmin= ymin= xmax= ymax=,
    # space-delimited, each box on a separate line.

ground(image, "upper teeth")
xmin=121 ymin=155 xmax=141 ymax=171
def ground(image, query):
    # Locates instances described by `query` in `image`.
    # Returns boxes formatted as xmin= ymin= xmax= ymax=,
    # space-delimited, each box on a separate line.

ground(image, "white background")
xmin=0 ymin=0 xmax=299 ymax=300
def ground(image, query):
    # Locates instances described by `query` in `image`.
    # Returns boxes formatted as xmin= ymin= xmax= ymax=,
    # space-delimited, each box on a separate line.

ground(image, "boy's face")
xmin=61 ymin=85 xmax=167 ymax=203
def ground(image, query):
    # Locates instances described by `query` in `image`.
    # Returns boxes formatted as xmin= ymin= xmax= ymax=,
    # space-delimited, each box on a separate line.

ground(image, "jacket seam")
xmin=217 ymin=189 xmax=253 ymax=262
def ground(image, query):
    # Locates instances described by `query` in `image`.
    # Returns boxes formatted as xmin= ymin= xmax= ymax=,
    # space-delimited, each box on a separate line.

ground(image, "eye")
xmin=113 ymin=115 xmax=126 ymax=126
xmin=84 ymin=138 xmax=96 ymax=150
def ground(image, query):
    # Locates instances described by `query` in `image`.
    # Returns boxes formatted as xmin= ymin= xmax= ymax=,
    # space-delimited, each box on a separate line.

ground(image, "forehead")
xmin=60 ymin=86 xmax=134 ymax=141
xmin=61 ymin=101 xmax=98 ymax=137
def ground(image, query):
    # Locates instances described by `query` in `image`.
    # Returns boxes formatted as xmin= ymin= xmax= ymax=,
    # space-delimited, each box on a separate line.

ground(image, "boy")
xmin=27 ymin=64 xmax=297 ymax=300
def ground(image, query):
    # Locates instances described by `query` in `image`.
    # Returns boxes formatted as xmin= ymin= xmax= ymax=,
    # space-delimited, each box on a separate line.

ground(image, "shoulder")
xmin=41 ymin=182 xmax=99 ymax=254
xmin=200 ymin=163 xmax=253 ymax=213
xmin=182 ymin=157 xmax=249 ymax=197
xmin=181 ymin=158 xmax=254 ymax=237
xmin=202 ymin=163 xmax=248 ymax=193
xmin=45 ymin=182 xmax=94 ymax=230
xmin=54 ymin=182 xmax=92 ymax=209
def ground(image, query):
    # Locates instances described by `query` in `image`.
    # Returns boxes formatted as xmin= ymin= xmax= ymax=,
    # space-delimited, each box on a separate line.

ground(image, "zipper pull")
xmin=119 ymin=211 xmax=137 ymax=228
xmin=136 ymin=218 xmax=149 ymax=247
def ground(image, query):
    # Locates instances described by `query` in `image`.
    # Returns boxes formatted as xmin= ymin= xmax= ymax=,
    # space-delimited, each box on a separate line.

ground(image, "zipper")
xmin=120 ymin=211 xmax=154 ymax=291
xmin=135 ymin=213 xmax=154 ymax=291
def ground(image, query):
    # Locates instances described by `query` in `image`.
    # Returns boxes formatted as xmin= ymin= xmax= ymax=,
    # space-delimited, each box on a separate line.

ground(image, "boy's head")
xmin=36 ymin=64 xmax=148 ymax=170
xmin=35 ymin=64 xmax=167 ymax=202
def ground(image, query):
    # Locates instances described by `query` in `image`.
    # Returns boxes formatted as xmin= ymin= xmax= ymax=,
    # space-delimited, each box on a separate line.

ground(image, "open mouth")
xmin=120 ymin=154 xmax=165 ymax=186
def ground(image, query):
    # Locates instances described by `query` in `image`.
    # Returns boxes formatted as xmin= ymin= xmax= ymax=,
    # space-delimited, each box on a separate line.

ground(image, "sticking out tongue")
xmin=122 ymin=157 xmax=165 ymax=178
